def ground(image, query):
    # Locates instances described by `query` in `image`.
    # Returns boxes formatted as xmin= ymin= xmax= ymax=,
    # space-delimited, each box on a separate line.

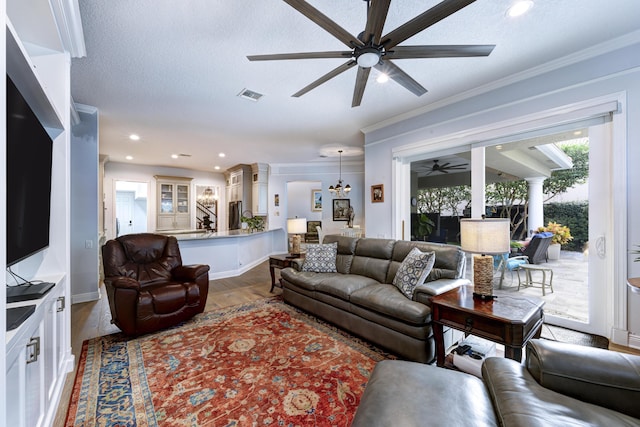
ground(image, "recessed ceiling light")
xmin=125 ymin=155 xmax=133 ymax=160
xmin=214 ymin=166 xmax=221 ymax=170
xmin=507 ymin=0 xmax=533 ymax=17
xmin=129 ymin=134 xmax=140 ymax=141
xmin=495 ymin=145 xmax=503 ymax=150
xmin=219 ymin=153 xmax=226 ymax=158
xmin=377 ymin=73 xmax=389 ymax=83
xmin=573 ymin=130 xmax=583 ymax=136
xmin=171 ymin=154 xmax=179 ymax=159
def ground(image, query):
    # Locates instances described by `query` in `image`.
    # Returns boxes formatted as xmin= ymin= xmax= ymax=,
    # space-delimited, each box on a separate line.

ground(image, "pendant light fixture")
xmin=328 ymin=150 xmax=351 ymax=198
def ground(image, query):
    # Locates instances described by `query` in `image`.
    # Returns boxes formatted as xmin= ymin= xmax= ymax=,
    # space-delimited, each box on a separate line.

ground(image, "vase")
xmin=547 ymin=243 xmax=561 ymax=260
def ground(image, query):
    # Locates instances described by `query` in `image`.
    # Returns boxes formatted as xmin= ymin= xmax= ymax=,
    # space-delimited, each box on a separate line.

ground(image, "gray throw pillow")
xmin=302 ymin=242 xmax=338 ymax=273
xmin=392 ymin=247 xmax=436 ymax=298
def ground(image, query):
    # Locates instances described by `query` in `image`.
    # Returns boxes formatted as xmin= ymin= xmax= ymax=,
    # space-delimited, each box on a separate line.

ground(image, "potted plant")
xmin=240 ymin=215 xmax=265 ymax=233
xmin=537 ymin=221 xmax=573 ymax=260
xmin=510 ymin=240 xmax=524 ymax=254
xmin=416 ymin=213 xmax=435 ymax=241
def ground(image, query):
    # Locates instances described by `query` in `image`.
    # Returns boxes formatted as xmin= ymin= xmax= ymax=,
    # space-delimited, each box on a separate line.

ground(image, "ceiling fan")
xmin=425 ymin=159 xmax=469 ymax=175
xmin=247 ymin=0 xmax=495 ymax=107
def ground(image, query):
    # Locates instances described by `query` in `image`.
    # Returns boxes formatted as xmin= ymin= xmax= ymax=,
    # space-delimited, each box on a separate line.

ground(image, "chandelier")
xmin=329 ymin=150 xmax=351 ymax=198
xmin=197 ymin=187 xmax=218 ymax=208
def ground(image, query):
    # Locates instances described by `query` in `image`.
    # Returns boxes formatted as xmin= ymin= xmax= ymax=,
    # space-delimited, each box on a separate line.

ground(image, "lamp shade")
xmin=287 ymin=218 xmax=307 ymax=234
xmin=460 ymin=218 xmax=510 ymax=255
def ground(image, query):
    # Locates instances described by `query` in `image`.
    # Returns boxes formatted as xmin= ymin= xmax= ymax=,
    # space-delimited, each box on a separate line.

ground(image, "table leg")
xmin=433 ymin=322 xmax=445 ymax=367
xmin=269 ymin=265 xmax=276 ymax=292
xmin=504 ymin=346 xmax=523 ymax=362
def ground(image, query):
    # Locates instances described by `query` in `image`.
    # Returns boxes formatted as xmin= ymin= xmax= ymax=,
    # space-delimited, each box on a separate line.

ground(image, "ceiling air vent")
xmin=238 ymin=88 xmax=264 ymax=102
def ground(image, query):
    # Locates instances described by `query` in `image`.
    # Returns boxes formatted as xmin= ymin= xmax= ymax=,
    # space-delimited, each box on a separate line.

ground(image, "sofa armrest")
xmin=173 ymin=264 xmax=210 ymax=281
xmin=526 ymin=339 xmax=640 ymax=419
xmin=414 ymin=278 xmax=471 ymax=302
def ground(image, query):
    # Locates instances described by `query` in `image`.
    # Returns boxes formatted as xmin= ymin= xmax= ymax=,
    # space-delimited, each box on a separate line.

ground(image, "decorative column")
xmin=525 ymin=177 xmax=545 ymax=235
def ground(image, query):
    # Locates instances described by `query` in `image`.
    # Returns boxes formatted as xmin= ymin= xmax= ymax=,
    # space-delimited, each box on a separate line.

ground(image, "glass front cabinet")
xmin=155 ymin=176 xmax=193 ymax=230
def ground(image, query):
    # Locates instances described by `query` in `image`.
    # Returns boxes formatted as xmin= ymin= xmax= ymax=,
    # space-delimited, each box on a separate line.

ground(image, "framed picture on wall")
xmin=311 ymin=189 xmax=322 ymax=211
xmin=371 ymin=184 xmax=384 ymax=203
xmin=333 ymin=199 xmax=350 ymax=221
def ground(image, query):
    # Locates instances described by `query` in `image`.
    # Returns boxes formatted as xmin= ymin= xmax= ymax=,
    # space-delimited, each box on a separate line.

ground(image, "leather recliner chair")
xmin=102 ymin=233 xmax=210 ymax=336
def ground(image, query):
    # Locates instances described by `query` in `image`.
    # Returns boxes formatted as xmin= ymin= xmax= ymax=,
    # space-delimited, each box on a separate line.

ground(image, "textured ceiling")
xmin=70 ymin=0 xmax=640 ymax=172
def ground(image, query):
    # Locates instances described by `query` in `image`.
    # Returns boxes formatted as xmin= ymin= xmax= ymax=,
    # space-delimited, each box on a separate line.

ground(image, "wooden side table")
xmin=431 ymin=285 xmax=544 ymax=367
xmin=269 ymin=253 xmax=303 ymax=292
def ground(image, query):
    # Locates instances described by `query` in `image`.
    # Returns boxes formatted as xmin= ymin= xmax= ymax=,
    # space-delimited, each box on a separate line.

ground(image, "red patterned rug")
xmin=65 ymin=297 xmax=394 ymax=426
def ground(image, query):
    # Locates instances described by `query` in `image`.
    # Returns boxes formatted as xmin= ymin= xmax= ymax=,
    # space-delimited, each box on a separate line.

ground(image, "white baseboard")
xmin=71 ymin=291 xmax=100 ymax=304
xmin=628 ymin=333 xmax=640 ymax=350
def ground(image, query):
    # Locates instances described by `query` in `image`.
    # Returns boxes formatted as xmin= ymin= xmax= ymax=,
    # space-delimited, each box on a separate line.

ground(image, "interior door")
xmin=115 ymin=191 xmax=135 ymax=237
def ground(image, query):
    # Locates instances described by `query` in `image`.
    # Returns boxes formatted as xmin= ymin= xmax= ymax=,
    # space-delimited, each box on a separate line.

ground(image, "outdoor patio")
xmin=465 ymin=250 xmax=589 ymax=323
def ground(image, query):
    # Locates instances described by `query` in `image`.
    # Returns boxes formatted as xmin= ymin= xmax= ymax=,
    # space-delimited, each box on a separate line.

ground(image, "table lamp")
xmin=460 ymin=217 xmax=510 ymax=299
xmin=287 ymin=217 xmax=307 ymax=257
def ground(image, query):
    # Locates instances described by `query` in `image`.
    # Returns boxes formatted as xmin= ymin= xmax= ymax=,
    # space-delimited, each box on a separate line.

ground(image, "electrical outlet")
xmin=85 ymin=240 xmax=93 ymax=249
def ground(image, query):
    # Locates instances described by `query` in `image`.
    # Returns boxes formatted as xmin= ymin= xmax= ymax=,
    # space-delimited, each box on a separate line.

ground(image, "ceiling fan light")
xmin=357 ymin=50 xmax=380 ymax=68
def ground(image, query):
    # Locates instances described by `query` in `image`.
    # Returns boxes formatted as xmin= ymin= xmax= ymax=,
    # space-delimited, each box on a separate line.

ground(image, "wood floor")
xmin=53 ymin=261 xmax=281 ymax=426
xmin=53 ymin=260 xmax=640 ymax=425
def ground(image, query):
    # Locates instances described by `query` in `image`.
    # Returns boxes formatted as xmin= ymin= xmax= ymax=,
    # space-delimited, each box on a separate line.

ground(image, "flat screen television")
xmin=6 ymin=75 xmax=54 ymax=267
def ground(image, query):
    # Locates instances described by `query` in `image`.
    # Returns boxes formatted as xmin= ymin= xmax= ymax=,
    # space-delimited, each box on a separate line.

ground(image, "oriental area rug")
xmin=65 ymin=297 xmax=394 ymax=426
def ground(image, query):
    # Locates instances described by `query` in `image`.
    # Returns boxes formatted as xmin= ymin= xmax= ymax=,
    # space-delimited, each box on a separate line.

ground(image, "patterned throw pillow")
xmin=301 ymin=242 xmax=338 ymax=273
xmin=392 ymin=247 xmax=436 ymax=299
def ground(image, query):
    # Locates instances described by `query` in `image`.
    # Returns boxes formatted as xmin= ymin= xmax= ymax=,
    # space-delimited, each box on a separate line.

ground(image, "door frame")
xmin=112 ymin=180 xmax=150 ymax=239
xmin=392 ymin=92 xmax=627 ymax=343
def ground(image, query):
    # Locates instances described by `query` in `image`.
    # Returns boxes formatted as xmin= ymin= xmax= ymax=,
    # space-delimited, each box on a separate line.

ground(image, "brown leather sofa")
xmin=280 ymin=235 xmax=470 ymax=363
xmin=102 ymin=233 xmax=210 ymax=336
xmin=352 ymin=339 xmax=640 ymax=426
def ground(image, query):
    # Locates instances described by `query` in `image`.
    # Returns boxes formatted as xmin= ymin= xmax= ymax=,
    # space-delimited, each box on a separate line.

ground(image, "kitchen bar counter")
xmin=159 ymin=228 xmax=287 ymax=279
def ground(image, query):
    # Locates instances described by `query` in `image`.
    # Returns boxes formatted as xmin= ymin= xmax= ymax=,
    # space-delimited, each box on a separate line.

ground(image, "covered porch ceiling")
xmin=413 ymin=129 xmax=584 ymax=188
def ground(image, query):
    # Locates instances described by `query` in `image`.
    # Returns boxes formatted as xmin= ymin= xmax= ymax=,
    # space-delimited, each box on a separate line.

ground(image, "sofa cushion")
xmin=350 ymin=284 xmax=431 ymax=325
xmin=315 ymin=274 xmax=380 ymax=301
xmin=301 ymin=242 xmax=338 ymax=273
xmin=392 ymin=248 xmax=435 ymax=298
xmin=350 ymin=238 xmax=396 ymax=283
xmin=322 ymin=235 xmax=357 ymax=273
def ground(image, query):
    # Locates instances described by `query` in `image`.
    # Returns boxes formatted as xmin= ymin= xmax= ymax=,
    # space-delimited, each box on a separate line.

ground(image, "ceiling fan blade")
xmin=381 ymin=0 xmax=477 ymax=49
xmin=447 ymin=163 xmax=468 ymax=168
xmin=292 ymin=60 xmax=357 ymax=98
xmin=283 ymin=0 xmax=362 ymax=48
xmin=362 ymin=0 xmax=391 ymax=45
xmin=352 ymin=67 xmax=371 ymax=108
xmin=439 ymin=162 xmax=451 ymax=168
xmin=385 ymin=44 xmax=495 ymax=59
xmin=248 ymin=51 xmax=353 ymax=61
xmin=375 ymin=60 xmax=427 ymax=97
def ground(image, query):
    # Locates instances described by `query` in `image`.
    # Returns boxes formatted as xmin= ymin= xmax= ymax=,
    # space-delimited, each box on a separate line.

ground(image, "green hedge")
xmin=543 ymin=201 xmax=588 ymax=252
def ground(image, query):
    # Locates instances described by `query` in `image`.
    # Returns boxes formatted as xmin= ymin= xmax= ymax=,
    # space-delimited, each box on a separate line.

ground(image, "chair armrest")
xmin=104 ymin=276 xmax=140 ymax=290
xmin=526 ymin=339 xmax=640 ymax=419
xmin=173 ymin=264 xmax=210 ymax=281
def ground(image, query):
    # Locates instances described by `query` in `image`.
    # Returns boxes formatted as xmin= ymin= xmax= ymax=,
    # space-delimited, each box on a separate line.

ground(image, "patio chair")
xmin=514 ymin=232 xmax=554 ymax=264
xmin=494 ymin=253 xmax=529 ymax=288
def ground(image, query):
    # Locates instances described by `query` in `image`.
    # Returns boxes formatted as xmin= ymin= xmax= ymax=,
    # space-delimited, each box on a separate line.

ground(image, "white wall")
xmin=363 ymin=40 xmax=640 ymax=341
xmin=103 ymin=162 xmax=225 ymax=239
xmin=70 ymin=106 xmax=99 ymax=302
xmin=286 ymin=181 xmax=321 ymax=220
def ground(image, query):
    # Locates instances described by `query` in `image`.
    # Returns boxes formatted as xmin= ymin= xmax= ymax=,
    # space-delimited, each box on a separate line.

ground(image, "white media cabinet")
xmin=2 ymin=0 xmax=80 ymax=425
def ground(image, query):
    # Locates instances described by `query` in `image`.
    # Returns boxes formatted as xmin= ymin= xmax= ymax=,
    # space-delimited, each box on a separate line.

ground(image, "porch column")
xmin=470 ymin=147 xmax=486 ymax=218
xmin=525 ymin=177 xmax=545 ymax=235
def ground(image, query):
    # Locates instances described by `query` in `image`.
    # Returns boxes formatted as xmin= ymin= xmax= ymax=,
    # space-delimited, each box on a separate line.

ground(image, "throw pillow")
xmin=393 ymin=247 xmax=436 ymax=299
xmin=302 ymin=242 xmax=338 ymax=273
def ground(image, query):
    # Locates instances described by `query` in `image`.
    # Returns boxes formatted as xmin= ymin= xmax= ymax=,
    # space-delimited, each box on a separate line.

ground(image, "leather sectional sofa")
xmin=280 ymin=235 xmax=470 ymax=363
xmin=352 ymin=339 xmax=640 ymax=426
